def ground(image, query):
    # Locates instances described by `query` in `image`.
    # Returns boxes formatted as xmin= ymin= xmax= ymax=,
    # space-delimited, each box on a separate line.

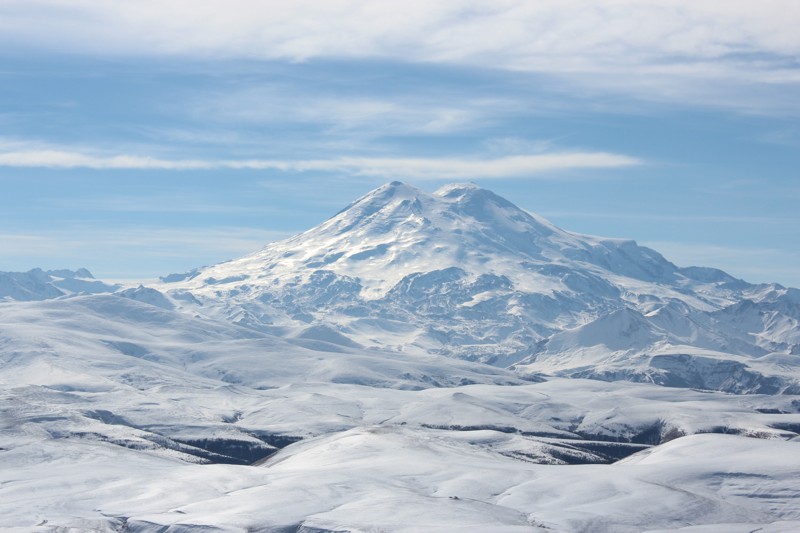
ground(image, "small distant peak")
xmin=75 ymin=268 xmax=94 ymax=279
xmin=160 ymin=268 xmax=201 ymax=283
xmin=38 ymin=268 xmax=95 ymax=279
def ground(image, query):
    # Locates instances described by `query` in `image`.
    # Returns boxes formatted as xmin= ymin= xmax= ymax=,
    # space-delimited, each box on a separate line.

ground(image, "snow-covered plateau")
xmin=1 ymin=182 xmax=799 ymax=532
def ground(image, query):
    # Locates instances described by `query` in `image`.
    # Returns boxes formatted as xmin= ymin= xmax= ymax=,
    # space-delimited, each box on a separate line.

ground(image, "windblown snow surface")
xmin=2 ymin=182 xmax=799 ymax=532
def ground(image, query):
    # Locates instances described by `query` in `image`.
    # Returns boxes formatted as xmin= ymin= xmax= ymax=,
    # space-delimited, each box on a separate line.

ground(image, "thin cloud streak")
xmin=191 ymin=89 xmax=498 ymax=136
xmin=0 ymin=149 xmax=643 ymax=179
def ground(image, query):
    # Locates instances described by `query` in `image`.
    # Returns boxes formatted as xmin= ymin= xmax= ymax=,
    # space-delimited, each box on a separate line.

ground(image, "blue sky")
xmin=1 ymin=1 xmax=799 ymax=286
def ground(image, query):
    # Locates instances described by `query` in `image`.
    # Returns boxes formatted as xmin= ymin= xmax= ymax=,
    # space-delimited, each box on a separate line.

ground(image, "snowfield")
xmin=1 ymin=182 xmax=799 ymax=531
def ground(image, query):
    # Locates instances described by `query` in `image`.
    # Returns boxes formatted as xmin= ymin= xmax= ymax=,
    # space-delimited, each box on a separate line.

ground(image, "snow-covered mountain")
xmin=2 ymin=182 xmax=800 ymax=532
xmin=162 ymin=181 xmax=800 ymax=393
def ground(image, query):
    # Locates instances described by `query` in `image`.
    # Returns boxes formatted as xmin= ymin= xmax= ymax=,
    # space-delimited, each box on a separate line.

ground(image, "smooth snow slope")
xmin=2 ymin=423 xmax=799 ymax=532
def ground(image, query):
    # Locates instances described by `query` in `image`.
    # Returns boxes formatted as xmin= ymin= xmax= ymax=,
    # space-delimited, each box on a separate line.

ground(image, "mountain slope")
xmin=162 ymin=181 xmax=800 ymax=393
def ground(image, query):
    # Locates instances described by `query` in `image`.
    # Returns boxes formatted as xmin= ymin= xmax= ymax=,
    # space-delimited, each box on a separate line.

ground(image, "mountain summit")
xmin=164 ymin=182 xmax=800 ymax=393
xmin=186 ymin=181 xmax=676 ymax=297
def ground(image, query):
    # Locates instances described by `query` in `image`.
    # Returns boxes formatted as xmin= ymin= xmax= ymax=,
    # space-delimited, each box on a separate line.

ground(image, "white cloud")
xmin=0 ymin=147 xmax=642 ymax=179
xmin=311 ymin=153 xmax=643 ymax=180
xmin=187 ymin=86 xmax=503 ymax=137
xmin=0 ymin=150 xmax=209 ymax=170
xmin=2 ymin=1 xmax=798 ymax=111
xmin=4 ymin=1 xmax=797 ymax=65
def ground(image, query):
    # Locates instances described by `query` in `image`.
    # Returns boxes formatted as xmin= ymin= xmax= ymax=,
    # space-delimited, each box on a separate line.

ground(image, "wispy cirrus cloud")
xmin=0 ymin=147 xmax=643 ymax=180
xmin=2 ymin=1 xmax=799 ymax=112
xmin=316 ymin=153 xmax=643 ymax=180
xmin=3 ymin=1 xmax=798 ymax=68
xmin=191 ymin=88 xmax=497 ymax=136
